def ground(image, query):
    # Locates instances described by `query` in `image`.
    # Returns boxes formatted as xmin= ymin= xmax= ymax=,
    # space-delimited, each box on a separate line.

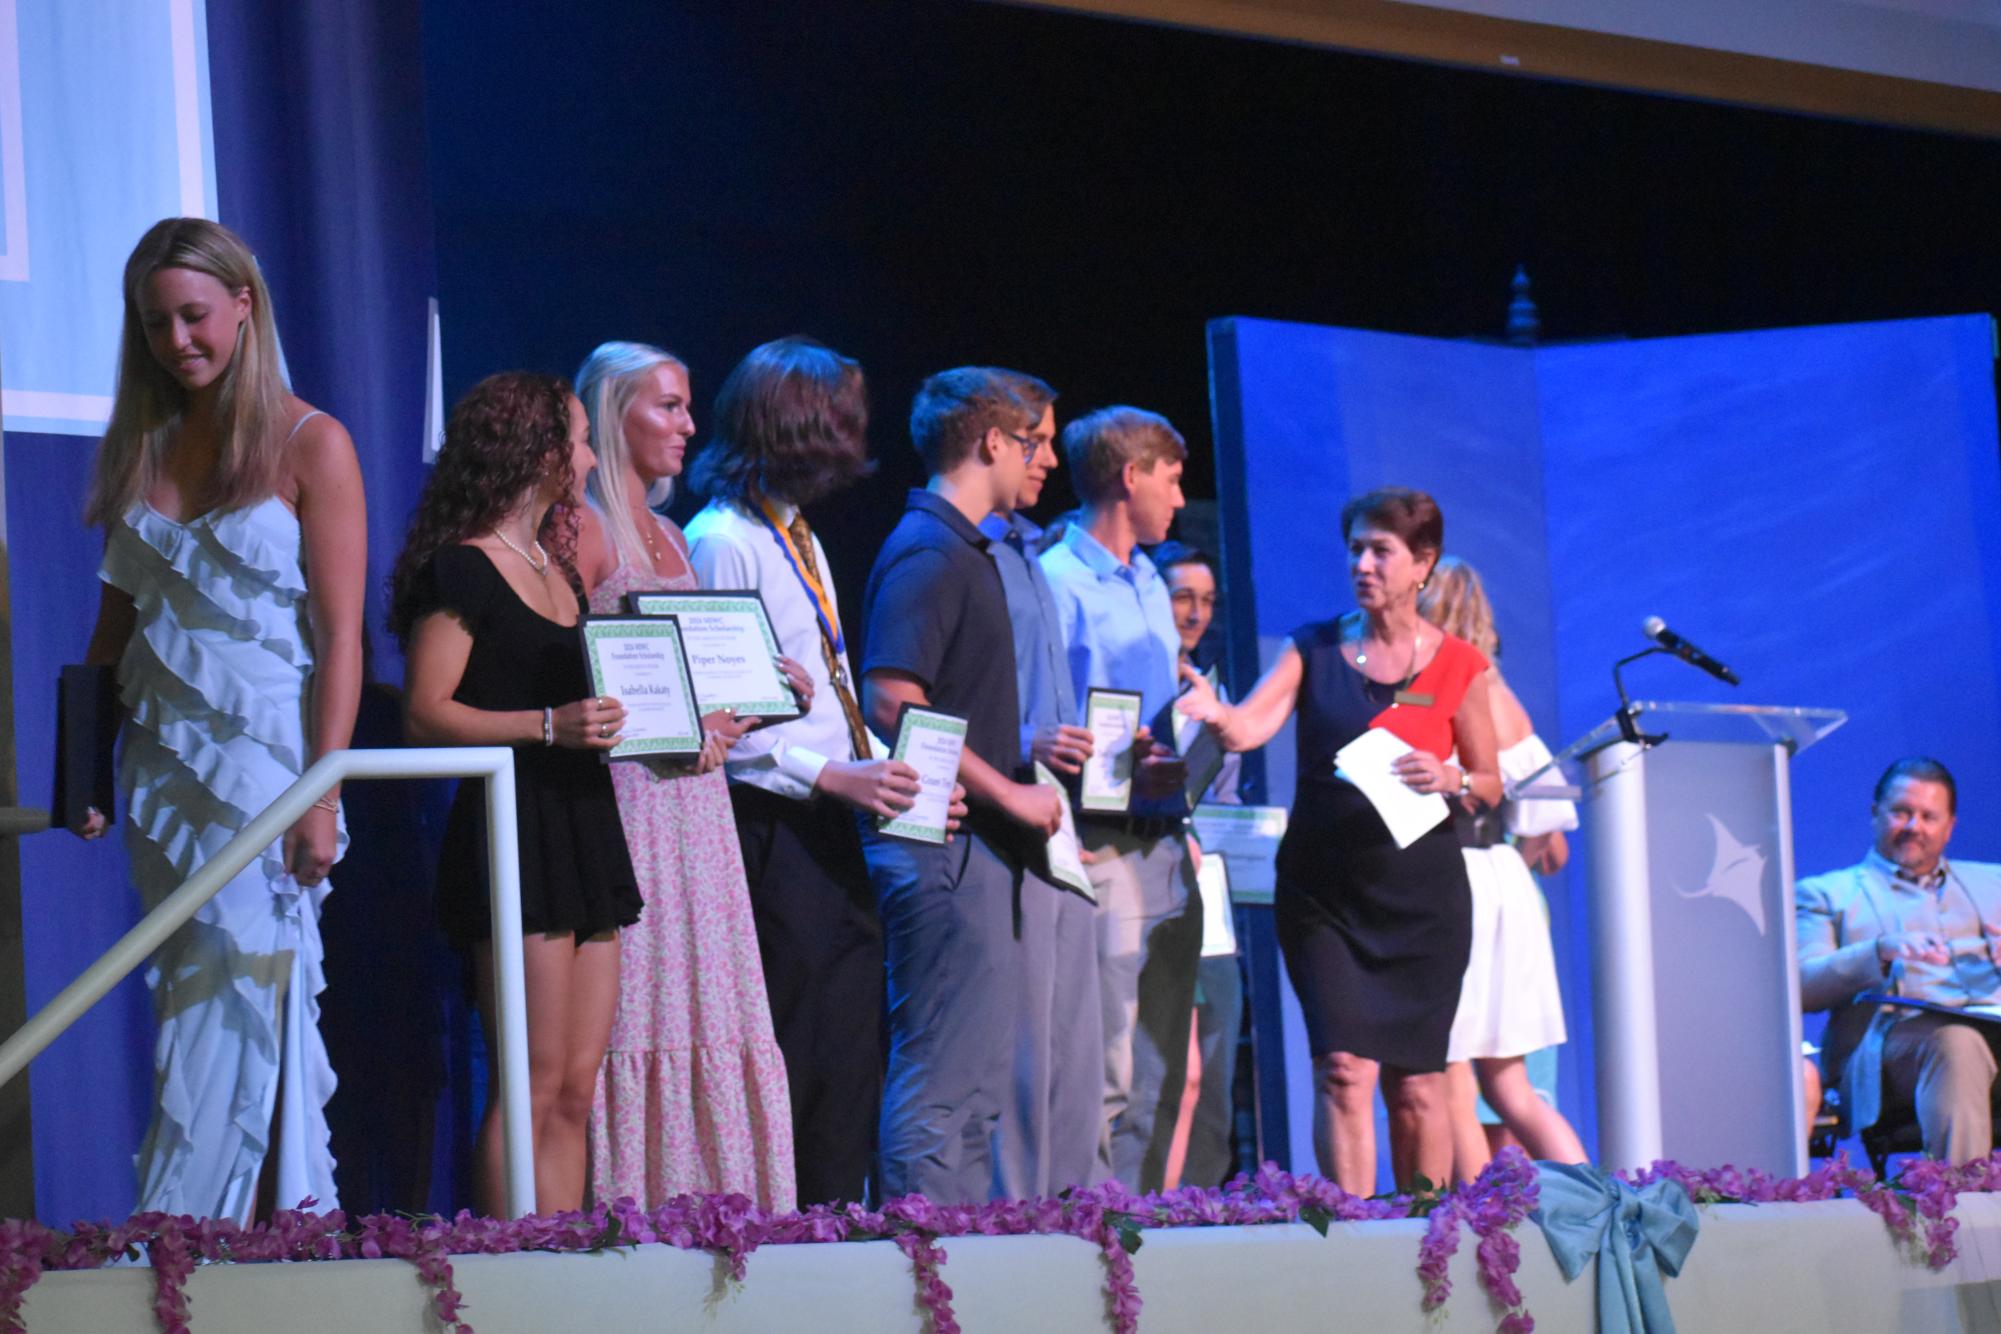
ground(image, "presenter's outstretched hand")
xmin=1031 ymin=723 xmax=1096 ymax=776
xmin=777 ymin=655 xmax=815 ymax=713
xmin=1174 ymin=661 xmax=1227 ymax=725
xmin=1876 ymin=929 xmax=1950 ymax=967
xmin=555 ymin=695 xmax=626 ymax=750
xmin=820 ymin=757 xmax=921 ymax=818
xmin=1002 ymin=779 xmax=1064 ymax=837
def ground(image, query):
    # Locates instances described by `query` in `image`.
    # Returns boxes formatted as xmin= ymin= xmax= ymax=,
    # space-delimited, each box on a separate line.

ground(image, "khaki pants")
xmin=1880 ymin=1013 xmax=2001 ymax=1163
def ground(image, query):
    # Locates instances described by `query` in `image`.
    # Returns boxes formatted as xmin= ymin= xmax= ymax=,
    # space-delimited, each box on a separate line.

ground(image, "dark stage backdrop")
xmin=419 ymin=0 xmax=2001 ymax=653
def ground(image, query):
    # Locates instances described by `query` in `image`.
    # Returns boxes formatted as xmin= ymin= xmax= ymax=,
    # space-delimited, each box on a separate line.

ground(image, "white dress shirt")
xmin=685 ymin=497 xmax=868 ymax=800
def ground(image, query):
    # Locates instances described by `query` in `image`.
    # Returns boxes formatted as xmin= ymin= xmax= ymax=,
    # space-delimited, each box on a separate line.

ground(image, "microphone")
xmin=1642 ymin=617 xmax=1740 ymax=686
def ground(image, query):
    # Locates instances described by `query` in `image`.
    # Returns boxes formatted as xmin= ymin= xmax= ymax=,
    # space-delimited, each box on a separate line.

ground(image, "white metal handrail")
xmin=0 ymin=747 xmax=537 ymax=1217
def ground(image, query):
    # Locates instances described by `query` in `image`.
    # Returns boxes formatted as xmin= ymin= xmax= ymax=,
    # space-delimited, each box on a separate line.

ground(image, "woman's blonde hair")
xmin=85 ymin=218 xmax=289 ymax=527
xmin=1418 ymin=554 xmax=1499 ymax=658
xmin=575 ymin=341 xmax=688 ymax=571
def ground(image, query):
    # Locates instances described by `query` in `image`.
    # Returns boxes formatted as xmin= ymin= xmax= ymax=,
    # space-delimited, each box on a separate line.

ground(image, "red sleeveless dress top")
xmin=1364 ymin=631 xmax=1488 ymax=758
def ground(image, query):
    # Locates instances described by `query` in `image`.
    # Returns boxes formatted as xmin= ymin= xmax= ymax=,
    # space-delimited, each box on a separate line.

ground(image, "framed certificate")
xmin=624 ymin=589 xmax=802 ymax=721
xmin=579 ymin=615 xmax=705 ymax=759
xmin=1035 ymin=761 xmax=1094 ymax=900
xmin=876 ymin=704 xmax=967 ymax=845
xmin=1189 ymin=803 xmax=1289 ymax=905
xmin=1079 ymin=687 xmax=1143 ymax=814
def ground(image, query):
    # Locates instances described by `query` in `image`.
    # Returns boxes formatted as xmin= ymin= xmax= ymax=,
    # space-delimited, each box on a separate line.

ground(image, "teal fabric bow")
xmin=1531 ymin=1162 xmax=1700 ymax=1334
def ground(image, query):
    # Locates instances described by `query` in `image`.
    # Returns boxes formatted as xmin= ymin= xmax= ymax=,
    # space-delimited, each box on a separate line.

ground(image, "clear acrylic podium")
xmin=1513 ymin=701 xmax=1847 ymax=1175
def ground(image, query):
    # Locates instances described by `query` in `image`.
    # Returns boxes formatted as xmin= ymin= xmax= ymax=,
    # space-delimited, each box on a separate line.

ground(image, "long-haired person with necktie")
xmin=684 ymin=337 xmax=924 ymax=1206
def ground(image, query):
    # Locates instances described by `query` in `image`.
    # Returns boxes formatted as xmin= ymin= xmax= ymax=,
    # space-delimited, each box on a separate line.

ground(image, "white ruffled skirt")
xmin=1446 ymin=843 xmax=1568 ymax=1062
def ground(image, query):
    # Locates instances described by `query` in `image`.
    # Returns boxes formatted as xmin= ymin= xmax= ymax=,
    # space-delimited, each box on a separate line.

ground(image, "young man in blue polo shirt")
xmin=1039 ymin=406 xmax=1200 ymax=1192
xmin=861 ymin=367 xmax=1066 ymax=1204
xmin=979 ymin=371 xmax=1104 ymax=1198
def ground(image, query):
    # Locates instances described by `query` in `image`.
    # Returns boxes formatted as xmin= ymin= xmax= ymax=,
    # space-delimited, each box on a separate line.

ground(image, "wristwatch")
xmin=1457 ymin=767 xmax=1473 ymax=797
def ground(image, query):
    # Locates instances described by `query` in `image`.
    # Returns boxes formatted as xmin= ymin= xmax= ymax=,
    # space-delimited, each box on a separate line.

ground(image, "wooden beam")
xmin=1004 ymin=0 xmax=2001 ymax=139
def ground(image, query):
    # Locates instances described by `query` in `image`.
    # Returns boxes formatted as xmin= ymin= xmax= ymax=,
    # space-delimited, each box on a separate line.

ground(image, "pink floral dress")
xmin=586 ymin=530 xmax=796 ymax=1211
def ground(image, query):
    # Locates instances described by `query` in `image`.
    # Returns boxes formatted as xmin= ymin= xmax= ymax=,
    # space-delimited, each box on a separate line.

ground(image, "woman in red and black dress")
xmin=1176 ymin=487 xmax=1500 ymax=1192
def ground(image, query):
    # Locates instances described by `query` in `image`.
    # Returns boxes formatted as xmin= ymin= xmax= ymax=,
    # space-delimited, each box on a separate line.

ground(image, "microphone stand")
xmin=1611 ymin=647 xmax=1671 ymax=749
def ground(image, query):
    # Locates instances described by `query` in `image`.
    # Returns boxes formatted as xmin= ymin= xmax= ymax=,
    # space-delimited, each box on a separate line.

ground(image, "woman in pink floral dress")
xmin=574 ymin=341 xmax=801 ymax=1210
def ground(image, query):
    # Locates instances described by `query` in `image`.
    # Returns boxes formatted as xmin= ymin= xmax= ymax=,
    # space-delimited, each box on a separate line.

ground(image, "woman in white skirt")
xmin=1421 ymin=558 xmax=1588 ymax=1180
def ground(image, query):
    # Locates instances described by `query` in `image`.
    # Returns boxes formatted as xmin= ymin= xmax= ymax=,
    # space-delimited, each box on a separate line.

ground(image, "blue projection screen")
xmin=1209 ymin=312 xmax=2001 ymax=1173
xmin=1 ymin=0 xmax=216 ymax=435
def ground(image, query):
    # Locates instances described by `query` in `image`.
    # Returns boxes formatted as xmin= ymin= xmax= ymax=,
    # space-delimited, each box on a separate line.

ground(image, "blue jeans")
xmin=867 ymin=827 xmax=1022 ymax=1204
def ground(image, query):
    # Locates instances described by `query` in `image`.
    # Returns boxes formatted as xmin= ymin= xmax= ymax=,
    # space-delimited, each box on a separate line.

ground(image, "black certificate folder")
xmin=54 ymin=664 xmax=119 ymax=833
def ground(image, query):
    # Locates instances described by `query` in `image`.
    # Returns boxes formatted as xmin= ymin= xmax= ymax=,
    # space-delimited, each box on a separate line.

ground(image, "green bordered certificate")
xmin=1079 ymin=687 xmax=1144 ymax=814
xmin=579 ymin=615 xmax=705 ymax=759
xmin=876 ymin=704 xmax=967 ymax=844
xmin=1035 ymin=761 xmax=1094 ymax=900
xmin=625 ymin=589 xmax=802 ymax=721
xmin=1189 ymin=803 xmax=1289 ymax=905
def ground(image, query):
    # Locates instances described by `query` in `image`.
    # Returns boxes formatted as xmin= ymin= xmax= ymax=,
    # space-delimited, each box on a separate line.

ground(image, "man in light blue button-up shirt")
xmin=1038 ymin=405 xmax=1201 ymax=1191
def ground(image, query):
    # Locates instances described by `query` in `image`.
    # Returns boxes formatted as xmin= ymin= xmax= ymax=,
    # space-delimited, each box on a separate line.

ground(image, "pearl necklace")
xmin=492 ymin=527 xmax=548 ymax=576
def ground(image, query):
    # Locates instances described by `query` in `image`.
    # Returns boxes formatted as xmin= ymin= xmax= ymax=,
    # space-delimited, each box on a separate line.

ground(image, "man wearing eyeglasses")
xmin=978 ymin=372 xmax=1104 ymax=1198
xmin=860 ymin=367 xmax=1065 ymax=1204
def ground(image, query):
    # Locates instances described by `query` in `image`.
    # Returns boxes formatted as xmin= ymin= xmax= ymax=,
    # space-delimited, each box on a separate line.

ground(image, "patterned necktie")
xmin=786 ymin=511 xmax=872 ymax=761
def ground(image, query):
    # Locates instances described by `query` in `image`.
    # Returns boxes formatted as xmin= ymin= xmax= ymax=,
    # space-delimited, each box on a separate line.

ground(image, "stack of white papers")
xmin=1333 ymin=727 xmax=1449 ymax=849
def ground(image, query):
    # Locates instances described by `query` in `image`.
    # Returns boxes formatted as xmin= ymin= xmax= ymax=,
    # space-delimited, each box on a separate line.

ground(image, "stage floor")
xmin=21 ymin=1195 xmax=2001 ymax=1332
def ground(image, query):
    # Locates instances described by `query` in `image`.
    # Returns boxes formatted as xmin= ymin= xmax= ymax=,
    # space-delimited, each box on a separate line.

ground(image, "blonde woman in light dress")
xmin=573 ymin=341 xmax=801 ymax=1211
xmin=77 ymin=218 xmax=366 ymax=1222
xmin=1419 ymin=556 xmax=1587 ymax=1179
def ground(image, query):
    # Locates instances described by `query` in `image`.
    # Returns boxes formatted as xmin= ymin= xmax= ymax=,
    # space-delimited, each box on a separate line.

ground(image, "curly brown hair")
xmin=388 ymin=371 xmax=583 ymax=644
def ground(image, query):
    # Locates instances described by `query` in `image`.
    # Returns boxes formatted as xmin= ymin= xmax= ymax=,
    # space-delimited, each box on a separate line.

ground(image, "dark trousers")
xmin=729 ymin=782 xmax=883 ymax=1206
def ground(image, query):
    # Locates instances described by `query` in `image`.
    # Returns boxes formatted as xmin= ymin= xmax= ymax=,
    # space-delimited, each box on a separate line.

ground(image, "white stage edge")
xmin=21 ymin=1196 xmax=2001 ymax=1332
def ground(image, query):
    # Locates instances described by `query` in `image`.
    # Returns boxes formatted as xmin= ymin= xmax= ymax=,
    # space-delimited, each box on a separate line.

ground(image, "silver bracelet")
xmin=542 ymin=706 xmax=555 ymax=746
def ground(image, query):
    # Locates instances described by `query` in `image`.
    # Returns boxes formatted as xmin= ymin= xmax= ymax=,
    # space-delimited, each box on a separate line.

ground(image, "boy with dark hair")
xmin=862 ymin=366 xmax=1064 ymax=1203
xmin=686 ymin=336 xmax=920 ymax=1206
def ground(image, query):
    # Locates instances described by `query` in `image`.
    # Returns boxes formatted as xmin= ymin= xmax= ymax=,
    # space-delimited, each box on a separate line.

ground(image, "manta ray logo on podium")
xmin=1676 ymin=813 xmax=1770 ymax=935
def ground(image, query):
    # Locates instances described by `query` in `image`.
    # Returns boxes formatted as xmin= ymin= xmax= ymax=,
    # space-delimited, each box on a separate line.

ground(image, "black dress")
xmin=415 ymin=545 xmax=642 ymax=946
xmin=1274 ymin=619 xmax=1476 ymax=1072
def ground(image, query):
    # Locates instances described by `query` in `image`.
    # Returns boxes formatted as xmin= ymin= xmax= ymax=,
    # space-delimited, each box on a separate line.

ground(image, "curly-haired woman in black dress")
xmin=389 ymin=371 xmax=641 ymax=1213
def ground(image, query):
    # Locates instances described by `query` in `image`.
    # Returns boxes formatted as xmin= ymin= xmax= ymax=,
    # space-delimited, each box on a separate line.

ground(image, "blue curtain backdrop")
xmin=1210 ymin=312 xmax=2001 ymax=1173
xmin=11 ymin=0 xmax=449 ymax=1224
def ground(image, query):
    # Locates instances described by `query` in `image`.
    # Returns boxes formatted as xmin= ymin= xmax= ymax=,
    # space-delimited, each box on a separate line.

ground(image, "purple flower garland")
xmin=5 ymin=1146 xmax=1994 ymax=1334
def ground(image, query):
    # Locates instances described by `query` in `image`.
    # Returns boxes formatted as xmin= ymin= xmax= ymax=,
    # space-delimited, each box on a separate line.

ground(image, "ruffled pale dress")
xmin=104 ymin=482 xmax=346 ymax=1222
xmin=586 ymin=540 xmax=796 ymax=1211
xmin=1447 ymin=733 xmax=1575 ymax=1062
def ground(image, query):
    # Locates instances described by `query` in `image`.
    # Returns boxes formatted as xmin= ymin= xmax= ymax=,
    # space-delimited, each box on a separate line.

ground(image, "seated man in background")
xmin=1797 ymin=757 xmax=2001 ymax=1162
